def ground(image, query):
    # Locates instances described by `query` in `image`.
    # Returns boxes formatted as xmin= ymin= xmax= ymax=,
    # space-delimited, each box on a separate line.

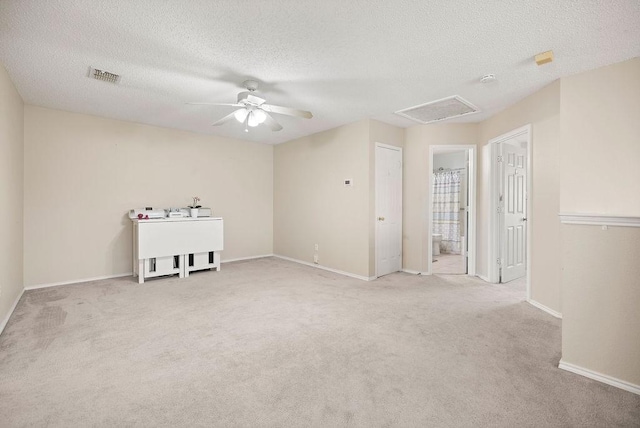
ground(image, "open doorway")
xmin=487 ymin=125 xmax=531 ymax=299
xmin=428 ymin=145 xmax=476 ymax=276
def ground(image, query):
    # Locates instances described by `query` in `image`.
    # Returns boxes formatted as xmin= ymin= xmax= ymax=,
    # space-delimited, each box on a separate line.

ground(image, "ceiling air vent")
xmin=89 ymin=67 xmax=120 ymax=84
xmin=395 ymin=95 xmax=479 ymax=124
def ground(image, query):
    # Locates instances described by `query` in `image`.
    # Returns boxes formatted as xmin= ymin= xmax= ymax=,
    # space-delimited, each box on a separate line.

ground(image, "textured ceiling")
xmin=1 ymin=1 xmax=639 ymax=144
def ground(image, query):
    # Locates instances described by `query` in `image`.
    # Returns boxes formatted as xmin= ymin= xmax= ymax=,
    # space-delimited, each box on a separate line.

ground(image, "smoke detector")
xmin=89 ymin=67 xmax=121 ymax=84
xmin=480 ymin=74 xmax=496 ymax=84
xmin=395 ymin=95 xmax=480 ymax=124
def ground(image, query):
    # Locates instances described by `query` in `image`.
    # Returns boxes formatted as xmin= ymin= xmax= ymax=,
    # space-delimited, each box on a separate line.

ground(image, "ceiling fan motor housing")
xmin=243 ymin=80 xmax=260 ymax=92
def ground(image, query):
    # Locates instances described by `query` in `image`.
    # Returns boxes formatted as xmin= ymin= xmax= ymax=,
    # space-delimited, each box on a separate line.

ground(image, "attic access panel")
xmin=395 ymin=95 xmax=479 ymax=124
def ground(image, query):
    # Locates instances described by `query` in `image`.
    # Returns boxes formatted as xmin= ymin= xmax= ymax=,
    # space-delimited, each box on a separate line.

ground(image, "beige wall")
xmin=369 ymin=120 xmax=405 ymax=277
xmin=560 ymin=58 xmax=640 ymax=215
xmin=403 ymin=123 xmax=477 ymax=273
xmin=478 ymin=81 xmax=561 ymax=314
xmin=274 ymin=120 xmax=371 ymax=277
xmin=561 ymin=225 xmax=640 ymax=386
xmin=24 ymin=106 xmax=273 ymax=286
xmin=559 ymin=58 xmax=640 ymax=386
xmin=0 ymin=64 xmax=24 ymax=328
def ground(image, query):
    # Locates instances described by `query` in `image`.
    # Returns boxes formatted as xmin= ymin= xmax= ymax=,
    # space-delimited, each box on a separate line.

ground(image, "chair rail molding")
xmin=559 ymin=213 xmax=640 ymax=228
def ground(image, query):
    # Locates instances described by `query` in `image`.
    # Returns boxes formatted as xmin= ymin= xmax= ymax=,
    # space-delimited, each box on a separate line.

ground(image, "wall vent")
xmin=89 ymin=67 xmax=120 ymax=84
xmin=395 ymin=95 xmax=479 ymax=124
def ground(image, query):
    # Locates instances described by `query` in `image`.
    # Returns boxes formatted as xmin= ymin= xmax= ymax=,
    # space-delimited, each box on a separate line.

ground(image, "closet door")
xmin=375 ymin=144 xmax=403 ymax=277
xmin=500 ymin=142 xmax=527 ymax=283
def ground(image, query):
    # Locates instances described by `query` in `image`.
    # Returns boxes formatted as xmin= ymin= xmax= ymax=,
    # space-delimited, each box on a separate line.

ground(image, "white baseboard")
xmin=25 ymin=254 xmax=275 ymax=290
xmin=273 ymin=255 xmax=374 ymax=281
xmin=221 ymin=254 xmax=274 ymax=263
xmin=402 ymin=269 xmax=421 ymax=275
xmin=25 ymin=272 xmax=133 ymax=290
xmin=527 ymin=298 xmax=562 ymax=319
xmin=0 ymin=288 xmax=25 ymax=336
xmin=477 ymin=274 xmax=491 ymax=282
xmin=559 ymin=360 xmax=640 ymax=396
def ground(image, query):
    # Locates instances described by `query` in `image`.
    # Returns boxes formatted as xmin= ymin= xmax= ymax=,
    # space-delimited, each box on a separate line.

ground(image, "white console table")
xmin=132 ymin=217 xmax=223 ymax=283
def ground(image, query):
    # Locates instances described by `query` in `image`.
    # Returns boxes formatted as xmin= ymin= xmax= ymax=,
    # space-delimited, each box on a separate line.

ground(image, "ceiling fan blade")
xmin=238 ymin=91 xmax=266 ymax=106
xmin=262 ymin=104 xmax=313 ymax=119
xmin=263 ymin=112 xmax=283 ymax=131
xmin=187 ymin=102 xmax=243 ymax=107
xmin=212 ymin=110 xmax=241 ymax=126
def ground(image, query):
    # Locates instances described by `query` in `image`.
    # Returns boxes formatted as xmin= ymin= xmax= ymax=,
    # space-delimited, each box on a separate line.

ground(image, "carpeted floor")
xmin=1 ymin=257 xmax=638 ymax=427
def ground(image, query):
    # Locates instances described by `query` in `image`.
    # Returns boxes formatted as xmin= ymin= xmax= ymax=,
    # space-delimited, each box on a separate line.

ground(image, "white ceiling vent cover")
xmin=395 ymin=95 xmax=479 ymax=124
xmin=89 ymin=67 xmax=120 ymax=84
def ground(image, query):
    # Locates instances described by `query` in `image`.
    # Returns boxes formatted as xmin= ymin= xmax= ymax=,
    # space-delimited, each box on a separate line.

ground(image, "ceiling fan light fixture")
xmin=247 ymin=111 xmax=260 ymax=127
xmin=234 ymin=109 xmax=249 ymax=123
xmin=253 ymin=109 xmax=267 ymax=124
xmin=193 ymin=80 xmax=310 ymax=132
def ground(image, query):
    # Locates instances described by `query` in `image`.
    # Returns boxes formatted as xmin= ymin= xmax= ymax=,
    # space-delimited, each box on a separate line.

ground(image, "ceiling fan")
xmin=188 ymin=80 xmax=313 ymax=132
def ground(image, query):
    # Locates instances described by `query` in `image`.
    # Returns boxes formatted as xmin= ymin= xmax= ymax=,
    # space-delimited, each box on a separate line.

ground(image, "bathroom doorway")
xmin=428 ymin=145 xmax=476 ymax=276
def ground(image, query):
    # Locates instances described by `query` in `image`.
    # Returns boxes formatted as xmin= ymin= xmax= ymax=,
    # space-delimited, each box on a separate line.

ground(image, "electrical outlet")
xmin=314 ymin=243 xmax=319 ymax=251
xmin=313 ymin=254 xmax=319 ymax=264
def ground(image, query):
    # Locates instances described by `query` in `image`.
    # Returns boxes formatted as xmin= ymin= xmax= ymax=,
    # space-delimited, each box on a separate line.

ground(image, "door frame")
xmin=487 ymin=125 xmax=532 ymax=299
xmin=427 ymin=145 xmax=476 ymax=276
xmin=375 ymin=142 xmax=403 ymax=278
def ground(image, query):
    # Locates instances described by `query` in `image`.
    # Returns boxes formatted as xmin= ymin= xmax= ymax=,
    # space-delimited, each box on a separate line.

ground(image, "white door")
xmin=500 ymin=141 xmax=527 ymax=282
xmin=375 ymin=144 xmax=402 ymax=277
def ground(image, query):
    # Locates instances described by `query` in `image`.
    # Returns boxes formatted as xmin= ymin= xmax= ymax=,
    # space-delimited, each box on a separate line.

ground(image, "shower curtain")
xmin=432 ymin=171 xmax=461 ymax=254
